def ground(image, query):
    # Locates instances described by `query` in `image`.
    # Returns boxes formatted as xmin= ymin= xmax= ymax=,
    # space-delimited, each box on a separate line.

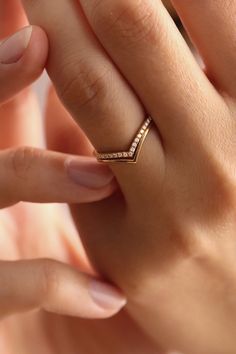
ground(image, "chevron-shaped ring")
xmin=94 ymin=116 xmax=153 ymax=164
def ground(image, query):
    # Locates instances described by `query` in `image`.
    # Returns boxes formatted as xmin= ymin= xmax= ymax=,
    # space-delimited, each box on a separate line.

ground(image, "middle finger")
xmin=78 ymin=0 xmax=223 ymax=148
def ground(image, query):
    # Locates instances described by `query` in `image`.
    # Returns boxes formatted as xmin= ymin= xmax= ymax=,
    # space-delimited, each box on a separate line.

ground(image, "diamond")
xmin=96 ymin=117 xmax=152 ymax=162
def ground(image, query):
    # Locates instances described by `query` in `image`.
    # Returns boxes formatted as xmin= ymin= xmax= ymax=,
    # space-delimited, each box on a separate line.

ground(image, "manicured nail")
xmin=65 ymin=157 xmax=114 ymax=189
xmin=0 ymin=26 xmax=32 ymax=64
xmin=90 ymin=279 xmax=127 ymax=310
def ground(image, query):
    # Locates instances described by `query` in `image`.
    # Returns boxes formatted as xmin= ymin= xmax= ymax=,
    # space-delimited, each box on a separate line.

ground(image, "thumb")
xmin=0 ymin=259 xmax=127 ymax=319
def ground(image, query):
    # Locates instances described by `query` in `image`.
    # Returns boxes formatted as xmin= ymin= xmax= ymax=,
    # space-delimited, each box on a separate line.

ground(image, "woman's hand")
xmin=21 ymin=0 xmax=236 ymax=353
xmin=0 ymin=25 xmax=117 ymax=207
xmin=0 ymin=1 xmax=127 ymax=324
xmin=0 ymin=3 xmax=162 ymax=354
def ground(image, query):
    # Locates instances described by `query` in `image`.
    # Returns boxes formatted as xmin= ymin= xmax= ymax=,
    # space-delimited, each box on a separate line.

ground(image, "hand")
xmin=0 ymin=0 xmax=128 ymax=335
xmin=21 ymin=0 xmax=236 ymax=353
xmin=0 ymin=3 xmax=162 ymax=354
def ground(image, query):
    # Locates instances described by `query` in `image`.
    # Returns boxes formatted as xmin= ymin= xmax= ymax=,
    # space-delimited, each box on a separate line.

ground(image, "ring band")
xmin=94 ymin=115 xmax=153 ymax=164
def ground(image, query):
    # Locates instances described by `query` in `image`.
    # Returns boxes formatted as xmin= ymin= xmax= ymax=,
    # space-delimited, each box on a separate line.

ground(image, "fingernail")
xmin=65 ymin=157 xmax=115 ymax=189
xmin=0 ymin=26 xmax=32 ymax=64
xmin=89 ymin=279 xmax=127 ymax=310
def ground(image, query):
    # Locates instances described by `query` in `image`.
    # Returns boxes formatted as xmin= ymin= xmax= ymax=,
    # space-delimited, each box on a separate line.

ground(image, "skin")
xmin=0 ymin=2 xmax=161 ymax=354
xmin=3 ymin=0 xmax=236 ymax=353
xmin=0 ymin=1 xmax=133 ymax=351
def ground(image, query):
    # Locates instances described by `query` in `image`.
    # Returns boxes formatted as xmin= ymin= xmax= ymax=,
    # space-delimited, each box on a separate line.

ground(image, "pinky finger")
xmin=0 ymin=259 xmax=127 ymax=319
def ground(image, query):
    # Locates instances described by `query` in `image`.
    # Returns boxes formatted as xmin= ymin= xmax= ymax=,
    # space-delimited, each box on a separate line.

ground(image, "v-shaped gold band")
xmin=94 ymin=116 xmax=153 ymax=164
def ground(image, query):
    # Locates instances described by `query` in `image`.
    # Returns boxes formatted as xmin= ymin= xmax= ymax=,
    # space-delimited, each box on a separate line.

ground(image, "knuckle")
xmin=7 ymin=146 xmax=39 ymax=180
xmin=92 ymin=0 xmax=159 ymax=46
xmin=206 ymin=158 xmax=236 ymax=211
xmin=217 ymin=178 xmax=236 ymax=212
xmin=40 ymin=259 xmax=60 ymax=302
xmin=58 ymin=59 xmax=112 ymax=112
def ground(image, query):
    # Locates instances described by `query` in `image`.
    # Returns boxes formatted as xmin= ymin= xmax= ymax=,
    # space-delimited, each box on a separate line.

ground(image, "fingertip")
xmin=81 ymin=177 xmax=118 ymax=203
xmin=64 ymin=155 xmax=118 ymax=203
xmin=0 ymin=25 xmax=49 ymax=102
xmin=39 ymin=260 xmax=127 ymax=319
xmin=89 ymin=278 xmax=127 ymax=313
xmin=20 ymin=25 xmax=49 ymax=77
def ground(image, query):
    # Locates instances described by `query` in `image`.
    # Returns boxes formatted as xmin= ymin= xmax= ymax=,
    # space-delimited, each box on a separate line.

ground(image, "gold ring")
xmin=94 ymin=115 xmax=153 ymax=164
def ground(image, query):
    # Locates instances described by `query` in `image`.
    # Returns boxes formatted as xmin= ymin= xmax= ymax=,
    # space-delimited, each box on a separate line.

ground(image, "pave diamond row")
xmin=95 ymin=116 xmax=152 ymax=161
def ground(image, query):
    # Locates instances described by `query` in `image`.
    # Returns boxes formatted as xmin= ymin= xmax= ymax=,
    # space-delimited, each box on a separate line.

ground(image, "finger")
xmin=0 ymin=3 xmax=42 ymax=149
xmin=0 ymin=0 xmax=28 ymax=38
xmin=171 ymin=0 xmax=236 ymax=96
xmin=78 ymin=0 xmax=222 ymax=145
xmin=0 ymin=146 xmax=117 ymax=208
xmin=45 ymin=87 xmax=103 ymax=275
xmin=45 ymin=85 xmax=94 ymax=156
xmin=0 ymin=259 xmax=126 ymax=319
xmin=0 ymin=89 xmax=45 ymax=149
xmin=22 ymin=0 xmax=144 ymax=151
xmin=0 ymin=25 xmax=48 ymax=103
xmin=21 ymin=0 xmax=163 ymax=202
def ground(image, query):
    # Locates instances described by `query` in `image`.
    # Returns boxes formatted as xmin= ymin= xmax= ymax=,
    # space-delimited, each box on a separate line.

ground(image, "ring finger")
xmin=21 ymin=0 xmax=164 ymax=200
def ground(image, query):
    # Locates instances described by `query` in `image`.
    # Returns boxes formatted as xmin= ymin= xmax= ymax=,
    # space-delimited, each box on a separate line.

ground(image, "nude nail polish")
xmin=0 ymin=26 xmax=32 ymax=64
